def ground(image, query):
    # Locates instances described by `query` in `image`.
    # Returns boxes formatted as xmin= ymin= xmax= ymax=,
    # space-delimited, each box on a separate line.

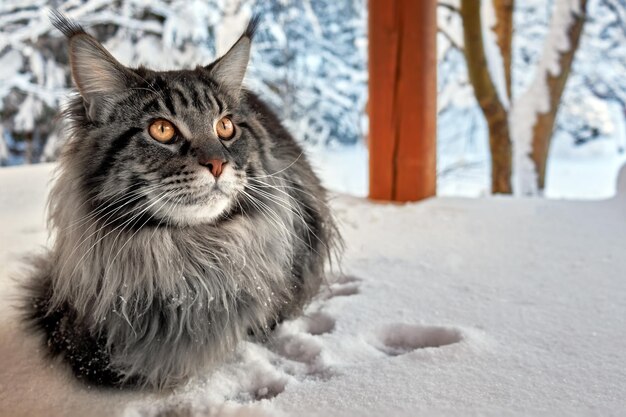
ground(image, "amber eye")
xmin=149 ymin=119 xmax=176 ymax=143
xmin=216 ymin=116 xmax=235 ymax=140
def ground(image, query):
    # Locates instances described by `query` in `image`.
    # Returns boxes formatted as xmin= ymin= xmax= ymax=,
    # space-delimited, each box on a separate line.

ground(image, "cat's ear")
xmin=207 ymin=16 xmax=260 ymax=92
xmin=50 ymin=10 xmax=140 ymax=115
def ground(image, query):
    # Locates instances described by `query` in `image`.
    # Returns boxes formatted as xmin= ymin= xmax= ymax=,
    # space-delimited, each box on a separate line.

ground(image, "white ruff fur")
xmin=147 ymin=164 xmax=243 ymax=225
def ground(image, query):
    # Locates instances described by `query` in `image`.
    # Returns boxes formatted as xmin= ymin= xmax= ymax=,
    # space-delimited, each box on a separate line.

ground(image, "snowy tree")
xmin=0 ymin=0 xmax=366 ymax=166
xmin=572 ymin=0 xmax=626 ymax=143
xmin=462 ymin=0 xmax=588 ymax=195
xmin=437 ymin=0 xmax=626 ymax=196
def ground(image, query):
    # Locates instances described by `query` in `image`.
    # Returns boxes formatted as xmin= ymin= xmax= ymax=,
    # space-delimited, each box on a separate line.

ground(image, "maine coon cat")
xmin=24 ymin=11 xmax=339 ymax=390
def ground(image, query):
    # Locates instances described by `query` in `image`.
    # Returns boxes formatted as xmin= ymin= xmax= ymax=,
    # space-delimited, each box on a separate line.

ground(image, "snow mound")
xmin=616 ymin=164 xmax=626 ymax=198
xmin=1 ymin=164 xmax=626 ymax=416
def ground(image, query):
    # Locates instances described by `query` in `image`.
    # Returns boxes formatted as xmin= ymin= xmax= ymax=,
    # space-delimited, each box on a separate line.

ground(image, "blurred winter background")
xmin=0 ymin=0 xmax=624 ymax=199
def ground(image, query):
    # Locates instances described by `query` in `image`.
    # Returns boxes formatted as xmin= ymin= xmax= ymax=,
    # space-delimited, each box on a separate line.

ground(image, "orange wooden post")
xmin=368 ymin=0 xmax=437 ymax=201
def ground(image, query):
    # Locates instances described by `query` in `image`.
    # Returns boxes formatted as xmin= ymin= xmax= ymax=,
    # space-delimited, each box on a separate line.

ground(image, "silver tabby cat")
xmin=24 ymin=12 xmax=340 ymax=390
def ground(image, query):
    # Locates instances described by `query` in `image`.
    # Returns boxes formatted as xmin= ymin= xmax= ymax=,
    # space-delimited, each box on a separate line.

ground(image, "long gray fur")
xmin=24 ymin=11 xmax=341 ymax=390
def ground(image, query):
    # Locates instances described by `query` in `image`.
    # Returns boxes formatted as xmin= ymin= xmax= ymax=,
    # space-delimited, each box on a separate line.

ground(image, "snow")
xmin=162 ymin=1 xmax=214 ymax=48
xmin=437 ymin=1 xmax=464 ymax=55
xmin=13 ymin=95 xmax=43 ymax=133
xmin=0 ymin=50 xmax=25 ymax=104
xmin=481 ymin=0 xmax=510 ymax=109
xmin=545 ymin=150 xmax=626 ymax=199
xmin=511 ymin=0 xmax=583 ymax=196
xmin=215 ymin=4 xmax=252 ymax=56
xmin=2 ymin=163 xmax=626 ymax=416
xmin=306 ymin=141 xmax=368 ymax=197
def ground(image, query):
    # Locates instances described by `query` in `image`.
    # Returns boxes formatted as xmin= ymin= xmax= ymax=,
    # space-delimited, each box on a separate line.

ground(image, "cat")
xmin=23 ymin=11 xmax=340 ymax=390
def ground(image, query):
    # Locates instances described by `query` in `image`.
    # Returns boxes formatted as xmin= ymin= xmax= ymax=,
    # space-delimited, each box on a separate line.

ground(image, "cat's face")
xmin=88 ymin=68 xmax=258 ymax=226
xmin=59 ymin=17 xmax=265 ymax=227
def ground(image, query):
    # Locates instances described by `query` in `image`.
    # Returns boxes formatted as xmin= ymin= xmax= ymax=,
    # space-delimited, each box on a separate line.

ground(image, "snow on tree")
xmin=565 ymin=0 xmax=626 ymax=146
xmin=510 ymin=0 xmax=588 ymax=195
xmin=439 ymin=0 xmax=626 ymax=196
xmin=461 ymin=0 xmax=588 ymax=195
xmin=0 ymin=0 xmax=367 ymax=165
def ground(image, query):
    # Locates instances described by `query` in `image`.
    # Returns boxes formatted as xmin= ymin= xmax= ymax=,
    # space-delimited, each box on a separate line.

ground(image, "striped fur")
xmin=24 ymin=12 xmax=340 ymax=390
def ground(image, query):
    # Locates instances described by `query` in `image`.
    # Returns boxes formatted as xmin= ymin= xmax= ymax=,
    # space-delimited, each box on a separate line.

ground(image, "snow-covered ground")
xmin=1 ymin=163 xmax=626 ymax=416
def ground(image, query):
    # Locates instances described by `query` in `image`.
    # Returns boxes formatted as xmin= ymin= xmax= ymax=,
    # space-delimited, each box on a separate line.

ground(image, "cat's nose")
xmin=199 ymin=158 xmax=226 ymax=178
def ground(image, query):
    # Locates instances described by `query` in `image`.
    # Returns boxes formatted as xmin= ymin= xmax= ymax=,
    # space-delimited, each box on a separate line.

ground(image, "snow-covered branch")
xmin=0 ymin=0 xmax=367 ymax=165
xmin=511 ymin=0 xmax=588 ymax=195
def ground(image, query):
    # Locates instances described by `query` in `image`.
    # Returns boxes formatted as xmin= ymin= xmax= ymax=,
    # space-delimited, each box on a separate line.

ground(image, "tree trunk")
xmin=488 ymin=107 xmax=512 ymax=193
xmin=461 ymin=0 xmax=512 ymax=193
xmin=24 ymin=132 xmax=33 ymax=164
xmin=530 ymin=0 xmax=588 ymax=190
xmin=492 ymin=0 xmax=514 ymax=99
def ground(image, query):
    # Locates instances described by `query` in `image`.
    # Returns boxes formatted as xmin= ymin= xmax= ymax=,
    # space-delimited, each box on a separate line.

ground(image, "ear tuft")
xmin=244 ymin=15 xmax=261 ymax=40
xmin=49 ymin=9 xmax=141 ymax=116
xmin=49 ymin=9 xmax=85 ymax=38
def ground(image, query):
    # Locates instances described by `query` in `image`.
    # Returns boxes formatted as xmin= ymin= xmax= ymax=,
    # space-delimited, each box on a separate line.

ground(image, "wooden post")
xmin=368 ymin=0 xmax=437 ymax=201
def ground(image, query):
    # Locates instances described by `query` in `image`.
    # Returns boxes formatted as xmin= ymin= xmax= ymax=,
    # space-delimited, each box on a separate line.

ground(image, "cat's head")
xmin=52 ymin=11 xmax=268 ymax=227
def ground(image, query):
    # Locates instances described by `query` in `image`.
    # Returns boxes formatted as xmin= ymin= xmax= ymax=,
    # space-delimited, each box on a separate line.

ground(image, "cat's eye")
xmin=216 ymin=117 xmax=235 ymax=140
xmin=149 ymin=119 xmax=176 ymax=143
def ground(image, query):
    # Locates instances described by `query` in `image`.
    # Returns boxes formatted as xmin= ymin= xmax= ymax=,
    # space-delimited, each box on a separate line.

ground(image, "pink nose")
xmin=200 ymin=158 xmax=226 ymax=178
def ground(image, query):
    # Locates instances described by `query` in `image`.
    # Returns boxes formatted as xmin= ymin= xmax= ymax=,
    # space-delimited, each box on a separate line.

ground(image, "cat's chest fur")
xmin=55 ymin=201 xmax=296 ymax=325
xmin=33 ymin=198 xmax=301 ymax=389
